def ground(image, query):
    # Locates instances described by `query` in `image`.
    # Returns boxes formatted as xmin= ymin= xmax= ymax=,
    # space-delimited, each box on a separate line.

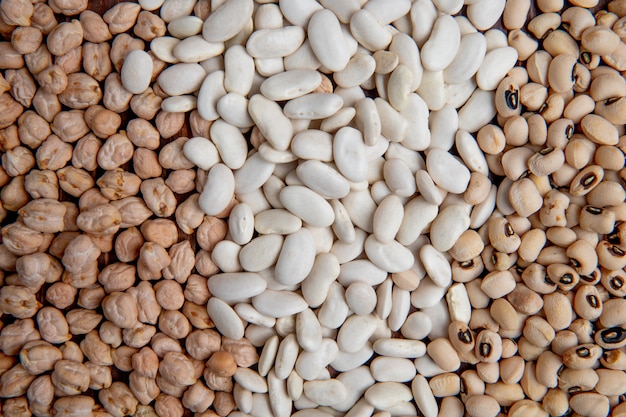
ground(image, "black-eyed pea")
xmin=490 ymin=298 xmax=519 ymax=331
xmin=501 ymin=147 xmax=533 ymax=181
xmin=566 ymin=240 xmax=598 ymax=276
xmin=552 ymin=161 xmax=581 ymax=187
xmin=495 ymin=77 xmax=521 ymax=118
xmin=521 ymin=83 xmax=550 ymax=113
xmin=582 ymin=25 xmax=621 ymax=56
xmin=607 ymin=202 xmax=626 ymax=222
xmin=508 ymin=29 xmax=539 ymax=62
xmin=450 ymin=230 xmax=486 ymax=264
xmin=552 ymin=330 xmax=580 ymax=356
xmin=475 ymin=330 xmax=502 ymax=364
xmin=464 ymin=394 xmax=500 ymax=417
xmin=528 ymin=12 xmax=562 ymax=40
xmin=503 ymin=115 xmax=529 ymax=146
xmin=517 ymin=229 xmax=546 ymax=263
xmin=481 ymin=270 xmax=516 ymax=299
xmin=579 ymin=206 xmax=616 ymax=234
xmin=546 ymin=119 xmax=575 ymax=151
xmin=564 ymin=94 xmax=595 ymax=124
xmin=590 ymin=73 xmax=626 ymax=101
xmin=539 ymin=189 xmax=570 ymax=227
xmin=439 ymin=396 xmax=464 ymax=417
xmin=562 ymin=6 xmax=596 ymax=39
xmin=597 ymin=240 xmax=626 ymax=270
xmin=499 ymin=356 xmax=525 ymax=385
xmin=546 ymin=263 xmax=580 ymax=291
xmin=466 ymin=279 xmax=490 ymax=310
xmin=485 ymin=153 xmax=506 ymax=177
xmin=518 ymin=336 xmax=548 ymax=362
xmin=545 ymin=227 xmax=577 ymax=247
xmin=601 ymin=268 xmax=626 ymax=297
xmin=501 ymin=338 xmax=518 ymax=359
xmin=568 ymin=319 xmax=595 ymax=345
xmin=541 ymin=93 xmax=567 ymax=123
xmin=587 ymin=181 xmax=626 ymax=208
xmin=594 ymin=145 xmax=625 ymax=170
xmin=503 ymin=0 xmax=532 ymax=30
xmin=451 ymin=257 xmax=484 ymax=283
xmin=544 ymin=29 xmax=580 ymax=57
xmin=483 ymin=247 xmax=518 ymax=273
xmin=542 ymin=388 xmax=570 ymax=417
xmin=528 ymin=148 xmax=565 ymax=178
xmin=597 ymin=8 xmax=621 ymax=26
xmin=485 ymin=382 xmax=525 ymax=407
xmin=597 ymin=326 xmax=626 ymax=351
xmin=488 ymin=217 xmax=521 ymax=254
xmin=595 ymin=369 xmax=626 ymax=398
xmin=518 ymin=361 xmax=548 ymax=402
xmin=601 ymin=348 xmax=626 ymax=370
xmin=448 ymin=321 xmax=475 ymax=354
xmin=581 ymin=114 xmax=620 ymax=146
xmin=580 ymin=48 xmax=601 ymax=70
xmin=428 ymin=373 xmax=460 ymax=397
xmin=600 ymin=298 xmax=626 ymax=329
xmin=499 ymin=309 xmax=528 ymax=340
xmin=595 ymin=95 xmax=626 ymax=124
xmin=573 ymin=285 xmax=603 ymax=321
xmin=427 ymin=338 xmax=460 ymax=372
xmin=547 ymin=54 xmax=578 ymax=94
xmin=509 ymin=399 xmax=552 ymax=417
xmin=475 ymin=362 xmax=500 ymax=384
xmin=527 ymin=50 xmax=552 ymax=86
xmin=460 ymin=370 xmax=485 ymax=402
xmin=523 ymin=316 xmax=556 ymax=348
xmin=463 ymin=172 xmax=491 ymax=206
xmin=469 ymin=308 xmax=500 ymax=333
xmin=558 ymin=368 xmax=599 ymax=393
xmin=543 ymin=292 xmax=574 ymax=331
xmin=520 ymin=263 xmax=557 ymax=295
xmin=535 ymin=350 xmax=563 ymax=388
xmin=562 ymin=344 xmax=603 ymax=371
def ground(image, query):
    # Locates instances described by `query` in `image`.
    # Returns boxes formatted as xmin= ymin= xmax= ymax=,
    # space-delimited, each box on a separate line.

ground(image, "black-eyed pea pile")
xmin=0 ymin=0 xmax=625 ymax=416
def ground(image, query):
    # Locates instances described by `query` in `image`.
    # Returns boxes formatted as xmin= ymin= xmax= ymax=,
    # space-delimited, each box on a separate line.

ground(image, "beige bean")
xmin=427 ymin=338 xmax=460 ymax=372
xmin=543 ymin=29 xmax=580 ymax=57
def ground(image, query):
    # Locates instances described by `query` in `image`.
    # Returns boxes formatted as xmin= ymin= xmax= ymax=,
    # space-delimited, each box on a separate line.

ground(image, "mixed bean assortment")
xmin=0 ymin=0 xmax=625 ymax=416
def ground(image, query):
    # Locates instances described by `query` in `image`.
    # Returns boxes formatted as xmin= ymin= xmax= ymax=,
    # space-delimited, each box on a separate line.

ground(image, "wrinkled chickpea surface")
xmin=0 ymin=1 xmax=625 ymax=417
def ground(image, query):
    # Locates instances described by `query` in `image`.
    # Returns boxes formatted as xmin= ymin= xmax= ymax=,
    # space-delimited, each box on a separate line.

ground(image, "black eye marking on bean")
xmin=458 ymin=330 xmax=473 ymax=344
xmin=580 ymin=51 xmax=591 ymax=64
xmin=606 ymin=97 xmax=620 ymax=105
xmin=568 ymin=386 xmax=582 ymax=393
xmin=565 ymin=124 xmax=574 ymax=139
xmin=544 ymin=275 xmax=556 ymax=285
xmin=576 ymin=347 xmax=591 ymax=357
xmin=460 ymin=260 xmax=474 ymax=269
xmin=610 ymin=245 xmax=625 ymax=257
xmin=539 ymin=147 xmax=554 ymax=156
xmin=600 ymin=327 xmax=626 ymax=344
xmin=559 ymin=273 xmax=573 ymax=285
xmin=586 ymin=294 xmax=599 ymax=308
xmin=580 ymin=173 xmax=596 ymax=188
xmin=610 ymin=276 xmax=624 ymax=290
xmin=504 ymin=223 xmax=515 ymax=237
xmin=479 ymin=343 xmax=491 ymax=357
xmin=505 ymin=88 xmax=519 ymax=110
xmin=585 ymin=206 xmax=603 ymax=215
xmin=570 ymin=258 xmax=581 ymax=268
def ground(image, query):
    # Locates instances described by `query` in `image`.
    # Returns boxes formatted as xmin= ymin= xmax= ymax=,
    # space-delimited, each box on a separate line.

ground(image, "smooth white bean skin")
xmin=410 ymin=277 xmax=447 ymax=309
xmin=167 ymin=15 xmax=203 ymax=39
xmin=429 ymin=104 xmax=458 ymax=151
xmin=150 ymin=36 xmax=180 ymax=63
xmin=476 ymin=47 xmax=519 ymax=91
xmin=444 ymin=32 xmax=487 ymax=85
xmin=373 ymin=195 xmax=404 ymax=243
xmin=260 ymin=70 xmax=322 ymax=101
xmin=296 ymin=308 xmax=322 ymax=353
xmin=331 ymin=227 xmax=367 ymax=264
xmin=296 ymin=160 xmax=351 ymax=199
xmin=223 ymin=45 xmax=255 ymax=96
xmin=208 ymin=297 xmax=245 ymax=340
xmin=295 ymin=338 xmax=339 ymax=380
xmin=202 ymin=0 xmax=253 ymax=42
xmin=354 ymin=98 xmax=381 ymax=147
xmin=121 ymin=50 xmax=153 ymax=94
xmin=388 ymin=286 xmax=411 ymax=332
xmin=401 ymin=311 xmax=433 ymax=340
xmin=234 ymin=152 xmax=276 ymax=195
xmin=160 ymin=0 xmax=195 ymax=22
xmin=174 ymin=35 xmax=224 ymax=62
xmin=337 ymin=314 xmax=379 ymax=354
xmin=364 ymin=382 xmax=413 ymax=411
xmin=470 ymin=185 xmax=497 ymax=229
xmin=249 ymin=94 xmax=294 ymax=151
xmin=308 ymin=9 xmax=351 ymax=72
xmin=412 ymin=375 xmax=438 ymax=417
xmin=376 ymin=278 xmax=393 ymax=321
xmin=252 ymin=290 xmax=308 ymax=318
xmin=291 ymin=130 xmax=333 ymax=161
xmin=429 ymin=204 xmax=471 ymax=252
xmin=209 ymin=119 xmax=248 ymax=170
xmin=254 ymin=209 xmax=302 ymax=235
xmin=303 ymin=379 xmax=348 ymax=406
xmin=228 ymin=203 xmax=255 ymax=245
xmin=199 ymin=163 xmax=235 ymax=216
xmin=350 ymin=9 xmax=393 ymax=52
xmin=157 ymin=63 xmax=206 ymax=96
xmin=318 ymin=282 xmax=350 ymax=330
xmin=386 ymin=143 xmax=426 ymax=173
xmin=383 ymin=158 xmax=416 ymax=197
xmin=370 ymin=357 xmax=416 ymax=382
xmin=421 ymin=15 xmax=461 ymax=72
xmin=467 ymin=0 xmax=506 ymax=31
xmin=274 ymin=333 xmax=299 ymax=380
xmin=344 ymin=281 xmax=377 ymax=316
xmin=417 ymin=70 xmax=446 ymax=111
xmin=364 ymin=0 xmax=411 ymax=25
xmin=284 ymin=93 xmax=344 ymax=120
xmin=455 ymin=130 xmax=489 ymax=175
xmin=246 ymin=26 xmax=306 ymax=58
xmin=338 ymin=260 xmax=388 ymax=287
xmin=239 ymin=234 xmax=284 ymax=272
xmin=161 ymin=95 xmax=197 ymax=112
xmin=411 ymin=0 xmax=438 ymax=46
xmin=301 ymin=253 xmax=340 ymax=308
xmin=389 ymin=33 xmax=423 ymax=92
xmin=334 ymin=53 xmax=377 ymax=89
xmin=330 ymin=200 xmax=356 ymax=244
xmin=197 ymin=70 xmax=226 ymax=121
xmin=400 ymin=93 xmax=431 ymax=151
xmin=333 ymin=368 xmax=376 ymax=412
xmin=182 ymin=137 xmax=220 ymax=171
xmin=275 ymin=228 xmax=316 ymax=286
xmin=279 ymin=0 xmax=323 ymax=27
xmin=284 ymin=40 xmax=322 ymax=71
xmin=419 ymin=244 xmax=452 ymax=288
xmin=333 ymin=127 xmax=368 ymax=183
xmin=396 ymin=197 xmax=439 ymax=246
xmin=208 ymin=272 xmax=266 ymax=304
xmin=267 ymin=370 xmax=291 ymax=417
xmin=422 ymin=299 xmax=451 ymax=340
xmin=457 ymin=89 xmax=496 ymax=133
xmin=426 ymin=149 xmax=471 ymax=194
xmin=234 ymin=303 xmax=276 ymax=328
xmin=279 ymin=185 xmax=335 ymax=227
xmin=446 ymin=283 xmax=472 ymax=324
xmin=364 ymin=235 xmax=415 ymax=274
xmin=414 ymin=355 xmax=446 ymax=378
xmin=373 ymin=338 xmax=427 ymax=359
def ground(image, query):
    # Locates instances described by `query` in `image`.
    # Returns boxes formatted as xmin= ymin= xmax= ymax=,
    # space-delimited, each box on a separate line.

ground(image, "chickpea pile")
xmin=0 ymin=0 xmax=625 ymax=417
